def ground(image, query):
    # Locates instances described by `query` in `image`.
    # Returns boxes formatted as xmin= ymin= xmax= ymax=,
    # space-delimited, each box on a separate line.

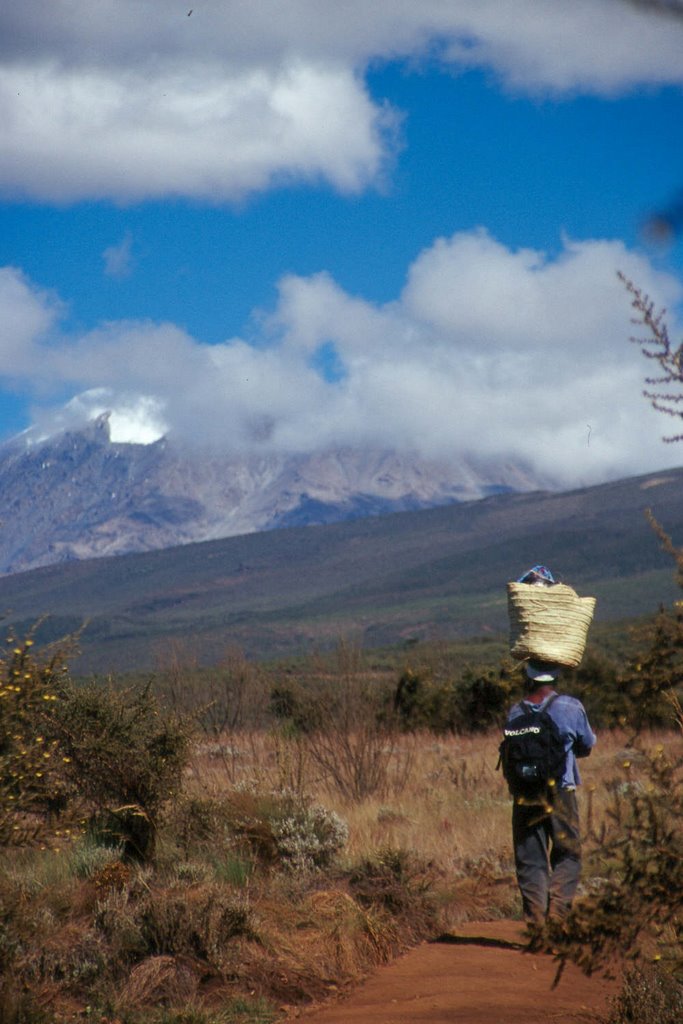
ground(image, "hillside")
xmin=0 ymin=464 xmax=681 ymax=673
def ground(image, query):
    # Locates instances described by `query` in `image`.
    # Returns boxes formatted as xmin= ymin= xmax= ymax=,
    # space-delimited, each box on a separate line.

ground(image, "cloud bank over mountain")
xmin=2 ymin=229 xmax=680 ymax=487
xmin=2 ymin=2 xmax=682 ymax=491
xmin=1 ymin=1 xmax=683 ymax=203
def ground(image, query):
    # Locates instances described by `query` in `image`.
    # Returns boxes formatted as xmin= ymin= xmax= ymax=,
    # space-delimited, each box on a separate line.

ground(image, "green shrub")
xmin=393 ymin=669 xmax=433 ymax=729
xmin=0 ymin=635 xmax=73 ymax=846
xmin=564 ymin=620 xmax=682 ymax=732
xmin=393 ymin=662 xmax=514 ymax=734
xmin=269 ymin=681 xmax=325 ymax=734
xmin=547 ymin=733 xmax=682 ymax=978
xmin=53 ymin=680 xmax=193 ymax=862
xmin=563 ymin=650 xmax=625 ymax=729
xmin=450 ymin=665 xmax=513 ymax=733
xmin=0 ymin=639 xmax=193 ymax=862
xmin=617 ymin=606 xmax=683 ymax=729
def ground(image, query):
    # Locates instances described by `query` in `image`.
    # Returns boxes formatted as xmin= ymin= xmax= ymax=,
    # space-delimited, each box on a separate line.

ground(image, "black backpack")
xmin=498 ymin=694 xmax=567 ymax=799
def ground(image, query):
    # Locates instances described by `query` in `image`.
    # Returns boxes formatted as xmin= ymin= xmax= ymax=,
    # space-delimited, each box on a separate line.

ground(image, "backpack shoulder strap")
xmin=543 ymin=692 xmax=561 ymax=714
xmin=497 ymin=700 xmax=528 ymax=771
xmin=516 ymin=693 xmax=558 ymax=715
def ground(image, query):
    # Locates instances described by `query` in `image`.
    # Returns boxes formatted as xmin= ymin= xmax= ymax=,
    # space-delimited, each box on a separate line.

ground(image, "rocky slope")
xmin=0 ymin=414 xmax=544 ymax=575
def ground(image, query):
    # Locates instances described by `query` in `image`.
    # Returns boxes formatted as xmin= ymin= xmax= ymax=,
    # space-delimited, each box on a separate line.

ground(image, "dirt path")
xmin=296 ymin=921 xmax=618 ymax=1024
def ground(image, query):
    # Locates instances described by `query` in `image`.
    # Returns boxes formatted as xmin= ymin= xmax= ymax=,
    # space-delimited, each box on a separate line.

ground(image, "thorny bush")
xmin=53 ymin=679 xmax=193 ymax=862
xmin=0 ymin=633 xmax=73 ymax=847
xmin=548 ymin=731 xmax=682 ymax=978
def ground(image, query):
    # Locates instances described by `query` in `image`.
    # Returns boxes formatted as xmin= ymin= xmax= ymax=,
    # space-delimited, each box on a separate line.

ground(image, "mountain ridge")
xmin=0 ymin=462 xmax=681 ymax=673
xmin=0 ymin=415 xmax=545 ymax=575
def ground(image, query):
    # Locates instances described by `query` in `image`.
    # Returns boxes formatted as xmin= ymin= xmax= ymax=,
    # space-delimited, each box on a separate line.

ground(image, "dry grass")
xmin=118 ymin=955 xmax=200 ymax=1009
xmin=187 ymin=726 xmax=683 ymax=928
xmin=2 ymin=724 xmax=680 ymax=1022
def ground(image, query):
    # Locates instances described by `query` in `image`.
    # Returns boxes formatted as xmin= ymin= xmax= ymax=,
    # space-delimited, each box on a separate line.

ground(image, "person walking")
xmin=504 ymin=658 xmax=597 ymax=928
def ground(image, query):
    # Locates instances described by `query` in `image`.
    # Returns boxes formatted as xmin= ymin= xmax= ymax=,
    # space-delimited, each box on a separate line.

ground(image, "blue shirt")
xmin=506 ymin=692 xmax=597 ymax=788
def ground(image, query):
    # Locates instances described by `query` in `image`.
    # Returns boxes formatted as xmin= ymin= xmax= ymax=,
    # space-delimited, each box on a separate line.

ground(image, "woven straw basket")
xmin=507 ymin=582 xmax=597 ymax=668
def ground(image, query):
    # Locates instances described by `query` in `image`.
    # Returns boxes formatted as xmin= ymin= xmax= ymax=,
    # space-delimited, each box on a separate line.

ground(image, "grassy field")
xmin=2 ymin=528 xmax=682 ymax=1024
xmin=187 ymin=724 xmax=681 ymax=924
xmin=2 ymin=715 xmax=680 ymax=1024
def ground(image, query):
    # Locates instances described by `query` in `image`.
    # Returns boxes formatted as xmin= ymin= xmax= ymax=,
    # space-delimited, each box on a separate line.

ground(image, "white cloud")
xmin=401 ymin=231 xmax=676 ymax=355
xmin=438 ymin=0 xmax=683 ymax=94
xmin=0 ymin=60 xmax=394 ymax=202
xmin=0 ymin=267 xmax=62 ymax=372
xmin=1 ymin=1 xmax=682 ymax=202
xmin=103 ymin=231 xmax=134 ymax=278
xmin=1 ymin=230 xmax=682 ymax=486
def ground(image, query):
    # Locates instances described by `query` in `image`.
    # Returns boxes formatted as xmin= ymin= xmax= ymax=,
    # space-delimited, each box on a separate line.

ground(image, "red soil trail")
xmin=297 ymin=921 xmax=618 ymax=1024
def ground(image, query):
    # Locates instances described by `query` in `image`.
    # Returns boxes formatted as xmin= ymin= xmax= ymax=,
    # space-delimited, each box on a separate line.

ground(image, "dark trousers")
xmin=512 ymin=787 xmax=581 ymax=925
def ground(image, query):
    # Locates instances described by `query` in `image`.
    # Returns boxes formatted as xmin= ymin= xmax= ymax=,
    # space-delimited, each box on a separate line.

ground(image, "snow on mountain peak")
xmin=22 ymin=389 xmax=168 ymax=447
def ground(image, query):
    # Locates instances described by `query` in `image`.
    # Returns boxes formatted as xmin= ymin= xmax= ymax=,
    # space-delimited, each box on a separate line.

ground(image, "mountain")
xmin=0 ymin=462 xmax=681 ymax=674
xmin=0 ymin=414 xmax=544 ymax=575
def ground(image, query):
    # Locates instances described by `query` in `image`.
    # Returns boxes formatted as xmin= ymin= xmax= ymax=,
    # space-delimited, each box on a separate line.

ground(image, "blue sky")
xmin=2 ymin=1 xmax=683 ymax=487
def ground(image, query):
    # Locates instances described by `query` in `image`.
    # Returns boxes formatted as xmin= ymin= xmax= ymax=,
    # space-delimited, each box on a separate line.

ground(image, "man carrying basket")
xmin=500 ymin=566 xmax=597 ymax=928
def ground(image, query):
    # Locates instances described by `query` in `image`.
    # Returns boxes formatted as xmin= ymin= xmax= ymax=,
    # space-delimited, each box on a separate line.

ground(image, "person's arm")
xmin=573 ymin=704 xmax=597 ymax=758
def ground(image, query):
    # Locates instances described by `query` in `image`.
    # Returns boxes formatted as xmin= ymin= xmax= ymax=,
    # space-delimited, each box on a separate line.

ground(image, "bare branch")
xmin=619 ymin=272 xmax=683 ymax=441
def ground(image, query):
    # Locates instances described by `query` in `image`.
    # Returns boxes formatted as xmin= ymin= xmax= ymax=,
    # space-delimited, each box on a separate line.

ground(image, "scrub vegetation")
xmin=1 ymin=608 xmax=681 ymax=1023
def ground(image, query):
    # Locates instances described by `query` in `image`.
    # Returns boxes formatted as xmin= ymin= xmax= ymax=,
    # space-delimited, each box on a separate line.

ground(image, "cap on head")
xmin=525 ymin=660 xmax=560 ymax=684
